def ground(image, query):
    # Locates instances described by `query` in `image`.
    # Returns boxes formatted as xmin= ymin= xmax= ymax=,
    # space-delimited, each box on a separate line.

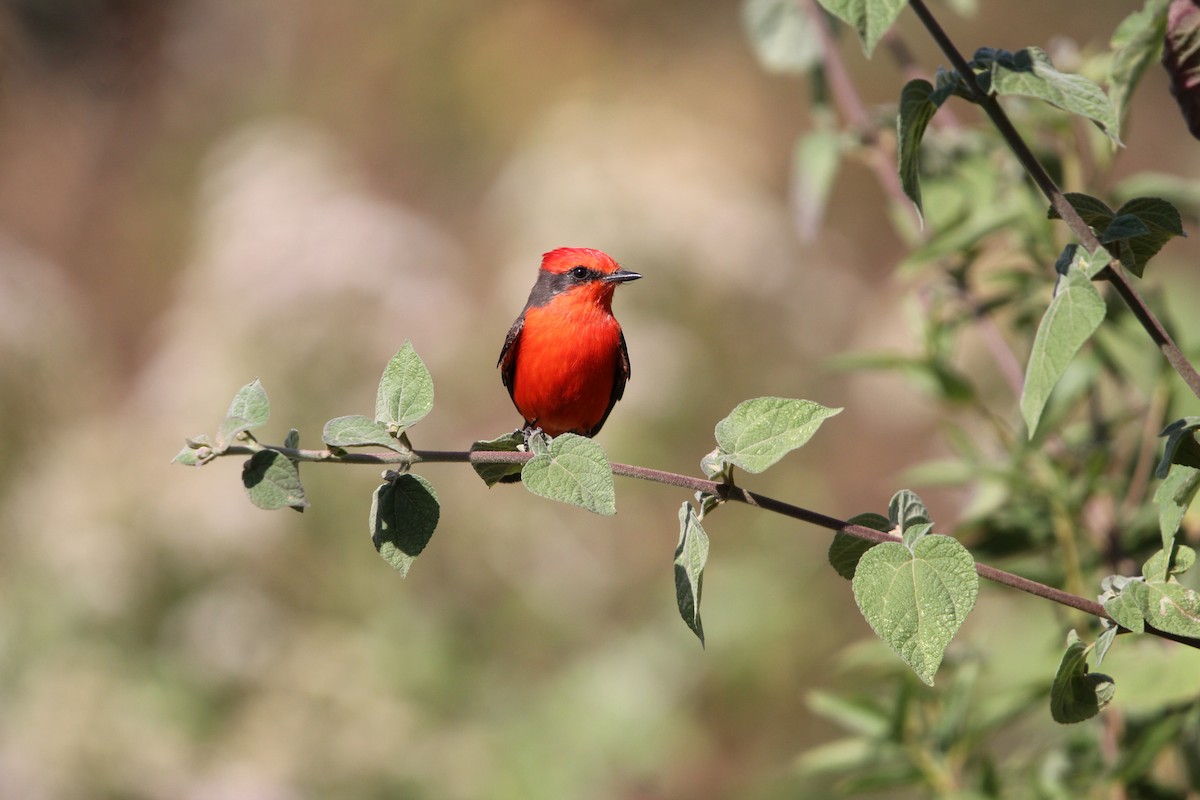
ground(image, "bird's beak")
xmin=602 ymin=269 xmax=642 ymax=284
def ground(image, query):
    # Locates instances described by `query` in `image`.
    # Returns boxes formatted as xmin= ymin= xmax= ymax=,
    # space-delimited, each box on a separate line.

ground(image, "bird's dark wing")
xmin=497 ymin=314 xmax=524 ymax=404
xmin=587 ymin=329 xmax=631 ymax=437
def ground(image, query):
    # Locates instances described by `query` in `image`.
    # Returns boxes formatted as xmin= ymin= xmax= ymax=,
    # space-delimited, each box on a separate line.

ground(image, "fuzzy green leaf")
xmin=1050 ymin=630 xmax=1115 ymax=724
xmin=375 ymin=340 xmax=434 ymax=430
xmin=370 ymin=474 xmax=440 ymax=578
xmin=888 ymin=489 xmax=930 ymax=532
xmin=1138 ymin=580 xmax=1200 ymax=638
xmin=675 ymin=502 xmax=710 ymax=646
xmin=1094 ymin=624 xmax=1119 ymax=667
xmin=1110 ymin=1 xmax=1168 ymax=125
xmin=830 ymin=513 xmax=892 ymax=580
xmin=522 ymin=433 xmax=616 ymax=515
xmin=470 ymin=432 xmax=526 ymax=486
xmin=742 ymin=0 xmax=822 ymax=74
xmin=322 ymin=415 xmax=408 ymax=453
xmin=1020 ymin=255 xmax=1107 ymax=437
xmin=897 ymin=79 xmax=941 ymax=223
xmin=1103 ymin=575 xmax=1146 ymax=633
xmin=817 ymin=0 xmax=907 ymax=56
xmin=1157 ymin=417 xmax=1200 ymax=479
xmin=216 ymin=379 xmax=271 ymax=449
xmin=1099 ymin=213 xmax=1151 ymax=243
xmin=1154 ymin=463 xmax=1200 ymax=560
xmin=1107 ymin=196 xmax=1186 ymax=277
xmin=851 ymin=535 xmax=979 ymax=685
xmin=713 ymin=397 xmax=842 ymax=474
xmin=242 ymin=450 xmax=308 ymax=511
xmin=1143 ymin=544 xmax=1198 ymax=584
xmin=987 ymin=47 xmax=1122 ymax=144
xmin=1050 ymin=192 xmax=1115 ymax=229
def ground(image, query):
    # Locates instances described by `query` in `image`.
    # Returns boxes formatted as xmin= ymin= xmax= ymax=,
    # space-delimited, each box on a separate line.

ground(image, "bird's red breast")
xmin=498 ymin=248 xmax=641 ymax=437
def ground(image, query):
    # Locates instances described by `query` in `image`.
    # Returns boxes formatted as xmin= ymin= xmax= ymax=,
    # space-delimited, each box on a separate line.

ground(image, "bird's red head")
xmin=539 ymin=247 xmax=622 ymax=276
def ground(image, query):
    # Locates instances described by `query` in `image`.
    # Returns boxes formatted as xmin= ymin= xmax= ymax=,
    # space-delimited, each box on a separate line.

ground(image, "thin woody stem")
xmin=211 ymin=441 xmax=1200 ymax=650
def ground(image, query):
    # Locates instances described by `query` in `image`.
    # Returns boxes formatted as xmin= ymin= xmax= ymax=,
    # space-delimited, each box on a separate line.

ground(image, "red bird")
xmin=499 ymin=247 xmax=642 ymax=437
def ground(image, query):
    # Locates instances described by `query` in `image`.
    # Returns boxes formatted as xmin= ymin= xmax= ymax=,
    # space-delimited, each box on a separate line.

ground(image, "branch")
xmin=906 ymin=0 xmax=1200 ymax=401
xmin=213 ymin=441 xmax=1200 ymax=650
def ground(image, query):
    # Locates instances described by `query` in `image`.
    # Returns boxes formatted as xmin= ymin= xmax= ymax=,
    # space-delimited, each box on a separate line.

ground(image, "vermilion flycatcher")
xmin=499 ymin=247 xmax=642 ymax=437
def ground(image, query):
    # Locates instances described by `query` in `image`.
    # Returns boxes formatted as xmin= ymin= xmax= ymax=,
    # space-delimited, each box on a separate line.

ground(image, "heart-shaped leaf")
xmin=1050 ymin=630 xmax=1115 ymax=724
xmin=217 ymin=379 xmax=271 ymax=449
xmin=522 ymin=433 xmax=616 ymax=515
xmin=375 ymin=341 xmax=434 ymax=430
xmin=712 ymin=397 xmax=842 ymax=474
xmin=470 ymin=432 xmax=526 ymax=486
xmin=242 ymin=450 xmax=308 ymax=511
xmin=852 ymin=535 xmax=979 ymax=685
xmin=370 ymin=474 xmax=440 ymax=578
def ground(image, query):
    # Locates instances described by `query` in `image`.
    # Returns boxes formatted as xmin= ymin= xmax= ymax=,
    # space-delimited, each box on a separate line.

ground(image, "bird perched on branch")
xmin=498 ymin=247 xmax=641 ymax=438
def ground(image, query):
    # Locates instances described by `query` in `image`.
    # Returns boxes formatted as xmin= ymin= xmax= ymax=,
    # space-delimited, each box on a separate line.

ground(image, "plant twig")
xmin=905 ymin=0 xmax=1200 ymax=401
xmin=213 ymin=441 xmax=1200 ymax=650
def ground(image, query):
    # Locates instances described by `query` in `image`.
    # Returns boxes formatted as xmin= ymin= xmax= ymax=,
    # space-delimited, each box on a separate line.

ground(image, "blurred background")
xmin=1 ymin=1 xmax=1199 ymax=797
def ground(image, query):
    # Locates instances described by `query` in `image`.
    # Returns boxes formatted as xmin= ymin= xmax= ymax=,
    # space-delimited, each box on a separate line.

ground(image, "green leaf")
xmin=1138 ymin=580 xmax=1200 ymax=638
xmin=1050 ymin=630 xmax=1115 ymax=724
xmin=829 ymin=534 xmax=877 ymax=580
xmin=1143 ymin=544 xmax=1197 ymax=583
xmin=241 ymin=450 xmax=308 ymax=511
xmin=888 ymin=489 xmax=929 ymax=529
xmin=901 ymin=522 xmax=933 ymax=551
xmin=742 ymin=0 xmax=822 ymax=74
xmin=1109 ymin=1 xmax=1168 ymax=126
xmin=830 ymin=515 xmax=897 ymax=578
xmin=1094 ymin=624 xmax=1119 ymax=668
xmin=830 ymin=513 xmax=891 ymax=580
xmin=851 ymin=535 xmax=979 ymax=685
xmin=1103 ymin=575 xmax=1146 ymax=633
xmin=1157 ymin=417 xmax=1200 ymax=477
xmin=793 ymin=122 xmax=843 ymax=241
xmin=1154 ymin=463 xmax=1200 ymax=559
xmin=216 ymin=379 xmax=271 ymax=449
xmin=174 ymin=435 xmax=215 ymax=467
xmin=522 ymin=433 xmax=616 ymax=515
xmin=1050 ymin=192 xmax=1115 ymax=228
xmin=369 ymin=474 xmax=440 ymax=578
xmin=1107 ymin=196 xmax=1186 ymax=277
xmin=173 ymin=446 xmax=203 ymax=467
xmin=1099 ymin=213 xmax=1151 ymax=243
xmin=712 ymin=397 xmax=842 ymax=474
xmin=817 ymin=0 xmax=906 ymax=57
xmin=322 ymin=415 xmax=408 ymax=453
xmin=375 ymin=341 xmax=435 ymax=430
xmin=897 ymin=79 xmax=941 ymax=223
xmin=987 ymin=47 xmax=1122 ymax=145
xmin=1020 ymin=255 xmax=1107 ymax=437
xmin=675 ymin=502 xmax=710 ymax=646
xmin=470 ymin=432 xmax=526 ymax=486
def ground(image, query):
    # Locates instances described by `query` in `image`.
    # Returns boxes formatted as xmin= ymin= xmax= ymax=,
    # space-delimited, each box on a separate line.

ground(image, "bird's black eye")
xmin=570 ymin=266 xmax=590 ymax=280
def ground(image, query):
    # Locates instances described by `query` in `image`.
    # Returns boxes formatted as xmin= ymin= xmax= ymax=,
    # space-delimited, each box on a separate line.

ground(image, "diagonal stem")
xmin=906 ymin=0 xmax=1200 ymax=400
xmin=212 ymin=441 xmax=1200 ymax=650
